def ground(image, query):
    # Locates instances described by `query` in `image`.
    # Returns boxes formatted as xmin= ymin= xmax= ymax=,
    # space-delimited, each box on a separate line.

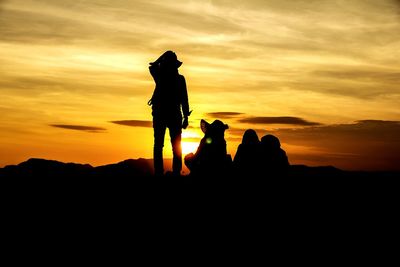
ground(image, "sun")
xmin=181 ymin=130 xmax=201 ymax=155
xmin=181 ymin=141 xmax=199 ymax=155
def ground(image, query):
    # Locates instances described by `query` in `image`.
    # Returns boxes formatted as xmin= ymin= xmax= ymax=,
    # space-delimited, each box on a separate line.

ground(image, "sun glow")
xmin=181 ymin=141 xmax=199 ymax=155
xmin=182 ymin=130 xmax=201 ymax=139
xmin=181 ymin=130 xmax=201 ymax=154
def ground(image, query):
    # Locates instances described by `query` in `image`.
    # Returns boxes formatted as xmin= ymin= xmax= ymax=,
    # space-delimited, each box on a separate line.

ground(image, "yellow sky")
xmin=1 ymin=0 xmax=399 ymax=170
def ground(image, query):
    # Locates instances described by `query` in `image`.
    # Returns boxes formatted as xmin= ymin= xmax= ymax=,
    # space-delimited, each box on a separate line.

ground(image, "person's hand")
xmin=182 ymin=116 xmax=189 ymax=129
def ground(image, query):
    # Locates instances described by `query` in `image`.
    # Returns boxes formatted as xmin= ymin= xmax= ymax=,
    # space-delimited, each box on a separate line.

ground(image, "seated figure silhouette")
xmin=233 ymin=129 xmax=261 ymax=176
xmin=259 ymin=134 xmax=290 ymax=176
xmin=185 ymin=119 xmax=231 ymax=176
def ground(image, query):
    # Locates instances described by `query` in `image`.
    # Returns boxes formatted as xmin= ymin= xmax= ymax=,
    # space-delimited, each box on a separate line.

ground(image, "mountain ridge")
xmin=0 ymin=157 xmax=397 ymax=178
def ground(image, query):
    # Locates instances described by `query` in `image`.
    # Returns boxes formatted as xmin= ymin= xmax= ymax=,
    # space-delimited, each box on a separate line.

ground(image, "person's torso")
xmin=152 ymin=74 xmax=183 ymax=114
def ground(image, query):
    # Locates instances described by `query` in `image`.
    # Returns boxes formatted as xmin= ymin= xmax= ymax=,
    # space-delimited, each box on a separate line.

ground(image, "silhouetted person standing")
xmin=148 ymin=51 xmax=190 ymax=176
xmin=233 ymin=129 xmax=261 ymax=175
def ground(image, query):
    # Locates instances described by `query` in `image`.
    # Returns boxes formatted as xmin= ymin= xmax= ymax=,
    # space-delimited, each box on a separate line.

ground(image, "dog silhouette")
xmin=185 ymin=119 xmax=231 ymax=176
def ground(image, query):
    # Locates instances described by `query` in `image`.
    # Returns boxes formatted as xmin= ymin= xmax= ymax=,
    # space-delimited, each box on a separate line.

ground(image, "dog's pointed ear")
xmin=200 ymin=119 xmax=209 ymax=134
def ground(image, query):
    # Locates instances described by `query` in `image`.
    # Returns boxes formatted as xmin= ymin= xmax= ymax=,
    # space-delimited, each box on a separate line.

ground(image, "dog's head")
xmin=200 ymin=119 xmax=228 ymax=141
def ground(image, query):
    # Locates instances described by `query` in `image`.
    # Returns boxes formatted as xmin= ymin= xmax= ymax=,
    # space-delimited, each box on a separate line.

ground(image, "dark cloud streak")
xmin=50 ymin=124 xmax=106 ymax=133
xmin=238 ymin=116 xmax=321 ymax=126
xmin=228 ymin=119 xmax=400 ymax=170
xmin=206 ymin=112 xmax=244 ymax=118
xmin=110 ymin=120 xmax=152 ymax=128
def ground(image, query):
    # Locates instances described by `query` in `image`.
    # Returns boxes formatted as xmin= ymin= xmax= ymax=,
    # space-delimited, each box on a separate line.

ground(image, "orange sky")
xmin=1 ymin=0 xmax=399 ymax=171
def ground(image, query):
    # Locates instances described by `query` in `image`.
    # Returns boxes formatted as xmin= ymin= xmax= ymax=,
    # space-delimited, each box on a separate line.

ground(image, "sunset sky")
xmin=1 ymin=0 xmax=399 ymax=171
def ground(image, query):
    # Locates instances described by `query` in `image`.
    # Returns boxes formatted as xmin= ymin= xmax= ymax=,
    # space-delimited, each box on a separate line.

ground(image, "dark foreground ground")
xmin=1 ymin=159 xmax=398 ymax=262
xmin=1 ymin=158 xmax=398 ymax=225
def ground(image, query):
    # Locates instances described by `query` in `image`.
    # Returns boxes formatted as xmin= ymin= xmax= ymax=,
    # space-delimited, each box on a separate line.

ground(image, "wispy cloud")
xmin=110 ymin=120 xmax=152 ymax=128
xmin=50 ymin=124 xmax=106 ymax=133
xmin=356 ymin=119 xmax=400 ymax=124
xmin=238 ymin=116 xmax=321 ymax=126
xmin=273 ymin=120 xmax=400 ymax=171
xmin=310 ymin=68 xmax=400 ymax=97
xmin=227 ymin=119 xmax=400 ymax=170
xmin=314 ymin=70 xmax=400 ymax=83
xmin=206 ymin=112 xmax=244 ymax=119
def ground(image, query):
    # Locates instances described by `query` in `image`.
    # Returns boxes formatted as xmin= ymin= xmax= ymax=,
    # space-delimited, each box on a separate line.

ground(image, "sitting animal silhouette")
xmin=259 ymin=134 xmax=289 ymax=176
xmin=185 ymin=119 xmax=231 ymax=176
xmin=233 ymin=129 xmax=261 ymax=176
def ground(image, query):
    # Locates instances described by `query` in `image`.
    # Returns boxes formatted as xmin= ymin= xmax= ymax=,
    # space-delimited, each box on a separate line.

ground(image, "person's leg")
xmin=153 ymin=117 xmax=166 ymax=176
xmin=169 ymin=121 xmax=182 ymax=176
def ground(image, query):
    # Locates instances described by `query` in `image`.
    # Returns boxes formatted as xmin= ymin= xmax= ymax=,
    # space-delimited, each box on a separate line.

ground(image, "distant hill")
xmin=0 ymin=158 xmax=153 ymax=178
xmin=0 ymin=158 xmax=397 ymax=178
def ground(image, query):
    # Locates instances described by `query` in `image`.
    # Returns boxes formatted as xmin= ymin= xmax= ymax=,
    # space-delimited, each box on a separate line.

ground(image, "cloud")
xmin=227 ymin=120 xmax=400 ymax=170
xmin=110 ymin=120 xmax=152 ymax=128
xmin=50 ymin=124 xmax=106 ymax=133
xmin=2 ymin=0 xmax=400 ymax=100
xmin=238 ymin=116 xmax=321 ymax=126
xmin=356 ymin=119 xmax=399 ymax=124
xmin=0 ymin=9 xmax=81 ymax=44
xmin=271 ymin=120 xmax=400 ymax=171
xmin=206 ymin=112 xmax=244 ymax=118
xmin=0 ymin=73 xmax=140 ymax=96
xmin=314 ymin=70 xmax=400 ymax=83
xmin=0 ymin=0 xmax=239 ymax=51
xmin=311 ymin=69 xmax=400 ymax=97
xmin=262 ymin=120 xmax=400 ymax=150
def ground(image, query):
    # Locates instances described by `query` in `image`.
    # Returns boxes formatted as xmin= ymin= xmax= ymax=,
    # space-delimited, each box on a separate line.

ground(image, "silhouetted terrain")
xmin=2 ymin=158 xmax=399 ymax=217
xmin=0 ymin=158 xmax=152 ymax=178
xmin=0 ymin=158 xmax=398 ymax=179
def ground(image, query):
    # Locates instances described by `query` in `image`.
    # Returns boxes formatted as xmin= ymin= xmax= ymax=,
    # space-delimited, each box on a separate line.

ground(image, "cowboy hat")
xmin=150 ymin=50 xmax=182 ymax=68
